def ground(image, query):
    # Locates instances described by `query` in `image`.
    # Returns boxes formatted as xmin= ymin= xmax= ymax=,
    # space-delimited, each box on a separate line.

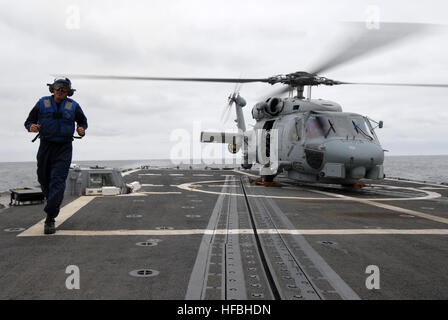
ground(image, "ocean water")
xmin=382 ymin=155 xmax=448 ymax=184
xmin=1 ymin=156 xmax=447 ymax=194
xmin=0 ymin=159 xmax=239 ymax=194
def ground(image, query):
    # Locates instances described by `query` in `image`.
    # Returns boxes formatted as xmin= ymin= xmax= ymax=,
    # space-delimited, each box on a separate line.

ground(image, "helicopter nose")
xmin=319 ymin=140 xmax=384 ymax=179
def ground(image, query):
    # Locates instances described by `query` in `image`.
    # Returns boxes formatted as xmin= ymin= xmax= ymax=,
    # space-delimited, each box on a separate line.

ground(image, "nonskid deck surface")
xmin=1 ymin=168 xmax=448 ymax=299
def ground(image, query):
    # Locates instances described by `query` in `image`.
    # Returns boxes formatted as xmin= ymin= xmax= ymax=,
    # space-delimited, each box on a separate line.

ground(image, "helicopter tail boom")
xmin=200 ymin=131 xmax=243 ymax=154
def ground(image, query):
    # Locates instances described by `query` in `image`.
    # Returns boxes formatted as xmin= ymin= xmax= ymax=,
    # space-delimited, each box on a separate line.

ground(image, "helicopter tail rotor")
xmin=220 ymin=97 xmax=233 ymax=124
xmin=221 ymin=83 xmax=244 ymax=124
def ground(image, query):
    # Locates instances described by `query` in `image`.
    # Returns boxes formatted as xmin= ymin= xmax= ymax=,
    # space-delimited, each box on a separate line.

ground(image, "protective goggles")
xmin=53 ymin=83 xmax=70 ymax=92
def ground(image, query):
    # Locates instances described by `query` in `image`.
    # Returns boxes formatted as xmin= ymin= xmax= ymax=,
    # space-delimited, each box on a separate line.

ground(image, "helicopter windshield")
xmin=305 ymin=116 xmax=336 ymax=139
xmin=305 ymin=115 xmax=375 ymax=140
xmin=351 ymin=117 xmax=374 ymax=140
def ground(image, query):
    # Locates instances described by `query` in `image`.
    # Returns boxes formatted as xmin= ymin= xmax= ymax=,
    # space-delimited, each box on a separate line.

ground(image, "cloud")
xmin=1 ymin=0 xmax=448 ymax=162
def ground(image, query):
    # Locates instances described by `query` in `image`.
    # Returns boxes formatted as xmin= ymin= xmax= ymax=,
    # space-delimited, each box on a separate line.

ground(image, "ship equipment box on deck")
xmin=9 ymin=188 xmax=44 ymax=206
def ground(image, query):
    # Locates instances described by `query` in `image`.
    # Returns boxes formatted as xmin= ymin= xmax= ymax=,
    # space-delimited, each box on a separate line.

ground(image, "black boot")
xmin=44 ymin=218 xmax=56 ymax=235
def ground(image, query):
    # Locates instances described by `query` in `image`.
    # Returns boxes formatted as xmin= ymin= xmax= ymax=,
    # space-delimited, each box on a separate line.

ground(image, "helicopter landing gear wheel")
xmin=261 ymin=175 xmax=275 ymax=183
xmin=241 ymin=164 xmax=252 ymax=170
xmin=255 ymin=175 xmax=276 ymax=187
xmin=341 ymin=183 xmax=365 ymax=189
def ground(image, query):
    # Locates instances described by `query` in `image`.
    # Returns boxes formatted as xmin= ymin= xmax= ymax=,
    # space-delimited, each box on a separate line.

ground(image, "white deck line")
xmin=176 ymin=180 xmax=442 ymax=201
xmin=122 ymin=169 xmax=141 ymax=176
xmin=310 ymin=189 xmax=448 ymax=226
xmin=17 ymin=196 xmax=96 ymax=237
xmin=18 ymin=228 xmax=448 ymax=237
xmin=386 ymin=178 xmax=448 ymax=188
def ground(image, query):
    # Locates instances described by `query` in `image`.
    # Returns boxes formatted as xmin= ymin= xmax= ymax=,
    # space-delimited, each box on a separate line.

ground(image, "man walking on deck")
xmin=24 ymin=78 xmax=88 ymax=234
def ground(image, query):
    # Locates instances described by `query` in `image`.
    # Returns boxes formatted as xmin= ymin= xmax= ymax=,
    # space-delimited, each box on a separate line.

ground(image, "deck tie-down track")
xmin=187 ymin=175 xmax=359 ymax=300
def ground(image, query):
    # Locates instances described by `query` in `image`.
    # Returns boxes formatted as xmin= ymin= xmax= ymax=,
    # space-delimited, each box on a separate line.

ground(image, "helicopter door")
xmin=256 ymin=120 xmax=274 ymax=165
xmin=262 ymin=120 xmax=275 ymax=159
xmin=273 ymin=121 xmax=285 ymax=161
xmin=283 ymin=118 xmax=302 ymax=160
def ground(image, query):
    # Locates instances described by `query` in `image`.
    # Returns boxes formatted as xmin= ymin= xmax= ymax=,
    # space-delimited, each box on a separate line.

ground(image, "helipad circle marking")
xmin=175 ymin=180 xmax=441 ymax=201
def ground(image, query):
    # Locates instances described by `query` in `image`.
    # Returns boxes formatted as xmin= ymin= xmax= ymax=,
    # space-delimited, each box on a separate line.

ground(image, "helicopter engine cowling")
xmin=252 ymin=102 xmax=267 ymax=120
xmin=266 ymin=97 xmax=284 ymax=116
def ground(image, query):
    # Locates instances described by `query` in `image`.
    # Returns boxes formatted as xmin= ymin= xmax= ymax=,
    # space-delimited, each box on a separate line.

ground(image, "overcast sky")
xmin=1 ymin=0 xmax=448 ymax=162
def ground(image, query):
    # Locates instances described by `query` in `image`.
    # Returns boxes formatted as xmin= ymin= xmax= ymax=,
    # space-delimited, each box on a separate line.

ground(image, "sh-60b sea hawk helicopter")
xmin=200 ymin=72 xmax=386 ymax=185
xmin=64 ymin=23 xmax=448 ymax=185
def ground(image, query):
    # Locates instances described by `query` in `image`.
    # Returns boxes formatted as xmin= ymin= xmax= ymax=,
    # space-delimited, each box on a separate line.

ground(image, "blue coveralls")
xmin=25 ymin=96 xmax=88 ymax=222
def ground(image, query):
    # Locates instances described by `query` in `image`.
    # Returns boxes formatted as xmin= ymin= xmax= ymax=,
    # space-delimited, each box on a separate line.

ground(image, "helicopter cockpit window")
xmin=305 ymin=116 xmax=336 ymax=139
xmin=305 ymin=114 xmax=377 ymax=140
xmin=351 ymin=118 xmax=374 ymax=140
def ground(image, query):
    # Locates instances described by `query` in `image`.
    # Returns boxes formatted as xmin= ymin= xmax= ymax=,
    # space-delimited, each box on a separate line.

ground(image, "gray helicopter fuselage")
xmin=251 ymin=97 xmax=385 ymax=184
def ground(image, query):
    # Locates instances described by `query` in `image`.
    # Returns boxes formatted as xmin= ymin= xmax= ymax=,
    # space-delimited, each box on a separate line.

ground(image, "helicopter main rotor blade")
xmin=340 ymin=81 xmax=448 ymax=88
xmin=309 ymin=22 xmax=431 ymax=75
xmin=260 ymin=80 xmax=448 ymax=101
xmin=59 ymin=74 xmax=270 ymax=84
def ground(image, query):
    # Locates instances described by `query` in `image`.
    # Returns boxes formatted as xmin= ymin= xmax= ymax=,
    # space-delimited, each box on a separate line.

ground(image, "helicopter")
xmin=61 ymin=22 xmax=448 ymax=186
xmin=200 ymin=72 xmax=386 ymax=185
